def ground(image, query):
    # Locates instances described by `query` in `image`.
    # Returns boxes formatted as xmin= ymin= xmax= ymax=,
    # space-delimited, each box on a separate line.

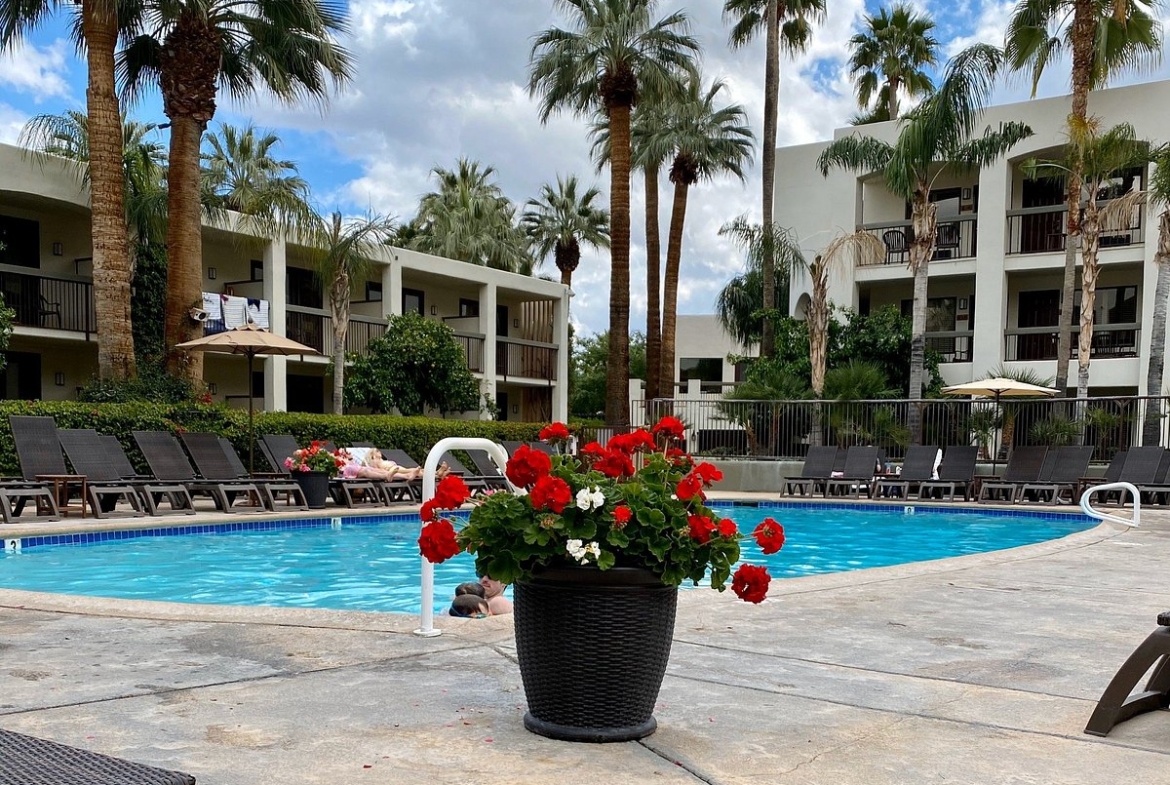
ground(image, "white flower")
xmin=589 ymin=487 xmax=605 ymax=509
xmin=565 ymin=538 xmax=600 ymax=565
xmin=575 ymin=488 xmax=593 ymax=511
xmin=584 ymin=542 xmax=601 ymax=559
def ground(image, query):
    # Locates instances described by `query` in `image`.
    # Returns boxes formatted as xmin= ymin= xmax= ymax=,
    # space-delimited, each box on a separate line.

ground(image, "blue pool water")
xmin=0 ymin=505 xmax=1093 ymax=614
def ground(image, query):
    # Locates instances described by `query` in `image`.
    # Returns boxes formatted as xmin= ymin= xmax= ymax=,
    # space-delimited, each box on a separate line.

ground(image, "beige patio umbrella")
xmin=176 ymin=324 xmax=319 ymax=473
xmin=942 ymin=377 xmax=1059 ymax=472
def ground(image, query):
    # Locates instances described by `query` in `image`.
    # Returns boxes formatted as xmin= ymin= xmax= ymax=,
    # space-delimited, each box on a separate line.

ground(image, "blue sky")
xmin=1 ymin=0 xmax=1166 ymax=337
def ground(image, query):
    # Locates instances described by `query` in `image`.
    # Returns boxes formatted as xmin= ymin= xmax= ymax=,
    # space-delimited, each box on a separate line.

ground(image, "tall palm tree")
xmin=1006 ymin=0 xmax=1161 ymax=393
xmin=717 ymin=218 xmax=805 ymax=348
xmin=1143 ymin=143 xmax=1170 ymax=445
xmin=2 ymin=0 xmax=137 ymax=380
xmin=521 ymin=175 xmax=610 ymax=289
xmin=818 ymin=44 xmax=1033 ymax=443
xmin=119 ymin=0 xmax=352 ymax=383
xmin=410 ymin=158 xmax=532 ymax=272
xmin=529 ymin=0 xmax=698 ymax=428
xmin=644 ymin=76 xmax=754 ymax=398
xmin=847 ymin=4 xmax=939 ymax=122
xmin=723 ymin=0 xmax=825 ymax=360
xmin=809 ymin=233 xmax=884 ymax=399
xmin=311 ymin=212 xmax=396 ymax=415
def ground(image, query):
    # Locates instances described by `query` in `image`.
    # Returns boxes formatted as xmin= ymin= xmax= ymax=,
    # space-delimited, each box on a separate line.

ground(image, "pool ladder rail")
xmin=1079 ymin=482 xmax=1140 ymax=529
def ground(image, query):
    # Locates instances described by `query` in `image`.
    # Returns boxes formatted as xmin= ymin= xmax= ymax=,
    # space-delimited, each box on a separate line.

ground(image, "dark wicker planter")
xmin=514 ymin=565 xmax=678 ymax=743
xmin=293 ymin=471 xmax=329 ymax=509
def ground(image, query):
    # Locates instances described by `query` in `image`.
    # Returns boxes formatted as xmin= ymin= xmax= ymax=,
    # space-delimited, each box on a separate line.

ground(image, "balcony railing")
xmin=859 ymin=216 xmax=977 ymax=265
xmin=1006 ymin=205 xmax=1144 ymax=254
xmin=0 ymin=269 xmax=95 ymax=335
xmin=926 ymin=330 xmax=974 ymax=363
xmin=453 ymin=332 xmax=485 ymax=373
xmin=1005 ymin=323 xmax=1141 ymax=361
xmin=285 ymin=307 xmax=387 ymax=356
xmin=497 ymin=338 xmax=558 ymax=381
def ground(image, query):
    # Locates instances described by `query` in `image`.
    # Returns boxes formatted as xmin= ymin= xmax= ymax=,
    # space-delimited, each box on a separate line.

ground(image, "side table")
xmin=35 ymin=474 xmax=88 ymax=518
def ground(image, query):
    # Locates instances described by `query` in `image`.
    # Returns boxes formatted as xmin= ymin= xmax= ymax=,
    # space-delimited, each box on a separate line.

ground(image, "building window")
xmin=403 ymin=287 xmax=425 ymax=316
xmin=250 ymin=259 xmax=264 ymax=281
xmin=286 ymin=267 xmax=322 ymax=309
xmin=459 ymin=298 xmax=480 ymax=318
xmin=365 ymin=282 xmax=383 ymax=302
xmin=0 ymin=215 xmax=40 ymax=268
xmin=678 ymin=357 xmax=723 ymax=384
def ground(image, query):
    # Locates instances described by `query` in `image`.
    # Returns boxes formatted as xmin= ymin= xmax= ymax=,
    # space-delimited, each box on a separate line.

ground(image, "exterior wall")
xmin=672 ymin=315 xmax=757 ymax=394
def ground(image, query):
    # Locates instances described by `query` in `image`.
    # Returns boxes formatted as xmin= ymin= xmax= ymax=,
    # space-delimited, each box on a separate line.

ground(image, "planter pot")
xmin=293 ymin=471 xmax=330 ymax=509
xmin=514 ymin=565 xmax=678 ymax=743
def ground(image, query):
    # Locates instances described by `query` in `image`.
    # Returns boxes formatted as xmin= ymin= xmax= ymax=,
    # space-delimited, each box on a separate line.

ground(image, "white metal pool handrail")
xmin=415 ymin=437 xmax=514 ymax=638
xmin=1079 ymin=482 xmax=1140 ymax=529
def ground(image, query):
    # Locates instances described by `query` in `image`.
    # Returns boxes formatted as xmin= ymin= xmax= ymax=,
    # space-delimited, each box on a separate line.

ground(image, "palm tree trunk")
xmin=606 ymin=103 xmax=632 ymax=428
xmin=82 ymin=0 xmax=136 ymax=380
xmin=759 ymin=0 xmax=780 ymax=359
xmin=809 ymin=258 xmax=828 ymax=397
xmin=331 ymin=282 xmax=349 ymax=415
xmin=888 ymin=76 xmax=900 ymax=121
xmin=644 ymin=162 xmax=662 ymax=404
xmin=163 ymin=114 xmax=207 ymax=382
xmin=1076 ymin=199 xmax=1101 ymax=406
xmin=1142 ymin=209 xmax=1170 ymax=445
xmin=660 ymin=177 xmax=691 ymax=403
xmin=907 ymin=194 xmax=937 ymax=444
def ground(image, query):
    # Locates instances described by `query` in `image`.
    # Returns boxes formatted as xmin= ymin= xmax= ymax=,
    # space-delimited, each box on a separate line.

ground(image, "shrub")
xmin=77 ymin=368 xmax=201 ymax=404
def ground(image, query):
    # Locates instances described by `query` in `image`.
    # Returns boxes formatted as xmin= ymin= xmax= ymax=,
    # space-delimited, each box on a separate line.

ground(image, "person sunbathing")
xmin=342 ymin=449 xmax=449 ymax=482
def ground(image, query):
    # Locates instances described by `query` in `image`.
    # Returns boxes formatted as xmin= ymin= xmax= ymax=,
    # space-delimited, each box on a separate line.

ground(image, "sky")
xmin=1 ymin=0 xmax=1167 ymax=337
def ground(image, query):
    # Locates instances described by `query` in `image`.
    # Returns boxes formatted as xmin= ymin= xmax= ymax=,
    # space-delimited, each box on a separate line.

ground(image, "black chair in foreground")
xmin=181 ymin=433 xmax=309 ymax=512
xmin=134 ymin=430 xmax=263 ymax=513
xmin=873 ymin=445 xmax=940 ymax=500
xmin=1017 ymin=446 xmax=1095 ymax=504
xmin=978 ymin=445 xmax=1049 ymax=503
xmin=783 ymin=446 xmax=839 ymax=497
xmin=824 ymin=446 xmax=880 ymax=499
xmin=1084 ymin=610 xmax=1170 ymax=737
xmin=916 ymin=446 xmax=978 ymax=501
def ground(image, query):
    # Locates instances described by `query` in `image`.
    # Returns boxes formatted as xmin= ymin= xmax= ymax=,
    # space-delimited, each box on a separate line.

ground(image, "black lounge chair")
xmin=180 ymin=433 xmax=309 ymax=512
xmin=1017 ymin=446 xmax=1095 ymax=504
xmin=259 ymin=434 xmax=382 ymax=508
xmin=0 ymin=727 xmax=196 ymax=784
xmin=439 ymin=452 xmax=491 ymax=491
xmin=1137 ymin=451 xmax=1170 ymax=507
xmin=978 ymin=446 xmax=1049 ymax=503
xmin=1084 ymin=609 xmax=1170 ymax=736
xmin=917 ymin=446 xmax=978 ymax=501
xmin=465 ymin=449 xmax=510 ymax=489
xmin=134 ymin=431 xmax=263 ymax=513
xmin=1106 ymin=446 xmax=1165 ymax=506
xmin=783 ymin=446 xmax=839 ymax=497
xmin=824 ymin=446 xmax=880 ymax=499
xmin=873 ymin=445 xmax=940 ymax=500
xmin=1079 ymin=450 xmax=1127 ymax=502
xmin=95 ymin=434 xmax=196 ymax=516
xmin=55 ymin=429 xmax=150 ymax=519
xmin=341 ymin=445 xmax=417 ymax=504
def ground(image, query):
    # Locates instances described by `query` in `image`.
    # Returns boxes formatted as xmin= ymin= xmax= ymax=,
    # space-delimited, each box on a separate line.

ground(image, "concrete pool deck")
xmin=0 ymin=496 xmax=1167 ymax=783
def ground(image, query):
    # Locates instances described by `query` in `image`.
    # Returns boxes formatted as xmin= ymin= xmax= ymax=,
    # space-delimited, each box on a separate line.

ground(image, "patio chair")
xmin=917 ymin=446 xmax=978 ymax=501
xmin=882 ymin=228 xmax=909 ymax=264
xmin=55 ymin=429 xmax=148 ymax=519
xmin=439 ymin=451 xmax=491 ymax=491
xmin=1078 ymin=450 xmax=1127 ymax=502
xmin=342 ymin=445 xmax=416 ymax=504
xmin=259 ymin=434 xmax=382 ymax=508
xmin=133 ymin=430 xmax=263 ymax=513
xmin=823 ymin=446 xmax=881 ymax=499
xmin=873 ymin=445 xmax=940 ymax=500
xmin=94 ymin=434 xmax=196 ymax=516
xmin=977 ymin=446 xmax=1049 ymax=503
xmin=783 ymin=446 xmax=839 ymax=497
xmin=0 ymin=727 xmax=196 ymax=784
xmin=180 ymin=433 xmax=309 ymax=512
xmin=1017 ymin=446 xmax=1095 ymax=504
xmin=465 ymin=449 xmax=510 ymax=489
xmin=1102 ymin=446 xmax=1165 ymax=506
xmin=1084 ymin=609 xmax=1170 ymax=737
xmin=1134 ymin=451 xmax=1170 ymax=507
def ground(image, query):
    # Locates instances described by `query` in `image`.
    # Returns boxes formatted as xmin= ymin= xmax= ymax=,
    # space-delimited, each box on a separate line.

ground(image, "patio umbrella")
xmin=942 ymin=377 xmax=1059 ymax=472
xmin=176 ymin=324 xmax=319 ymax=473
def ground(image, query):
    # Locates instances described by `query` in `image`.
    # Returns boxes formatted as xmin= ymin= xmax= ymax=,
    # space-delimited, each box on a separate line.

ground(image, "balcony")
xmin=285 ymin=307 xmax=387 ymax=356
xmin=1005 ymin=323 xmax=1140 ymax=361
xmin=453 ymin=332 xmax=485 ymax=373
xmin=498 ymin=338 xmax=558 ymax=381
xmin=859 ymin=217 xmax=976 ymax=265
xmin=1006 ymin=205 xmax=1144 ymax=254
xmin=0 ymin=269 xmax=95 ymax=335
xmin=926 ymin=331 xmax=973 ymax=363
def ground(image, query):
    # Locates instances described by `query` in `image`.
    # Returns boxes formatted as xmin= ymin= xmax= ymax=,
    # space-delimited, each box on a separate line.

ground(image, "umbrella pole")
xmin=248 ymin=351 xmax=255 ymax=475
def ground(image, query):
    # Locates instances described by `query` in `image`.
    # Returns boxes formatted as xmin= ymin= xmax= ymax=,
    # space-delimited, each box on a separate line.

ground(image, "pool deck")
xmin=1 ymin=494 xmax=1167 ymax=784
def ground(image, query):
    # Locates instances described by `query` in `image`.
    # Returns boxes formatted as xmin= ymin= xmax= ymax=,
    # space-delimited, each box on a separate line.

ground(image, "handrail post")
xmin=1079 ymin=482 xmax=1141 ymax=529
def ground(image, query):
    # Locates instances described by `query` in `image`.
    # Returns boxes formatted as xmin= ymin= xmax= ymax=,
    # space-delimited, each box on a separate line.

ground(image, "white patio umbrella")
xmin=176 ymin=324 xmax=319 ymax=473
xmin=942 ymin=377 xmax=1059 ymax=472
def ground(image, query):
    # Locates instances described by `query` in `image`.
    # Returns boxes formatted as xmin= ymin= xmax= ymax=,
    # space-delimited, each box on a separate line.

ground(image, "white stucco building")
xmin=0 ymin=143 xmax=570 ymax=421
xmin=777 ymin=79 xmax=1168 ymax=395
xmin=669 ymin=314 xmax=757 ymax=396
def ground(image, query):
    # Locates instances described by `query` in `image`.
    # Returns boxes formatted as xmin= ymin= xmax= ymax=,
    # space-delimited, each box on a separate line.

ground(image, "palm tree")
xmin=847 ymin=4 xmax=939 ymax=122
xmin=717 ymin=218 xmax=806 ymax=348
xmin=529 ymin=0 xmax=698 ymax=428
xmin=809 ymin=233 xmax=884 ymax=399
xmin=119 ymin=0 xmax=352 ymax=383
xmin=521 ymin=175 xmax=610 ymax=289
xmin=1143 ymin=143 xmax=1170 ymax=445
xmin=1006 ymin=0 xmax=1161 ymax=394
xmin=410 ymin=158 xmax=531 ymax=272
xmin=818 ymin=44 xmax=1034 ymax=443
xmin=2 ymin=0 xmax=137 ymax=380
xmin=723 ymin=0 xmax=825 ymax=360
xmin=311 ymin=212 xmax=397 ymax=415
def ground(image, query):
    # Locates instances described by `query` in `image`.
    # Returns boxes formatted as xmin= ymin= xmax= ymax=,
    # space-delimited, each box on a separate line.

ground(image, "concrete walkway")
xmin=1 ymin=506 xmax=1168 ymax=784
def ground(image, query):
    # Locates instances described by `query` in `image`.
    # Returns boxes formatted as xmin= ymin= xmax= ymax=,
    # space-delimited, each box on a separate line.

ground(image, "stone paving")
xmin=0 ymin=499 xmax=1168 ymax=784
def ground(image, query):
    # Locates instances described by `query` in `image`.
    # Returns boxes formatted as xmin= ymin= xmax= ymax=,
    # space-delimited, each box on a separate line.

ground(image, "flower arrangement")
xmin=418 ymin=418 xmax=783 ymax=603
xmin=284 ymin=441 xmax=349 ymax=477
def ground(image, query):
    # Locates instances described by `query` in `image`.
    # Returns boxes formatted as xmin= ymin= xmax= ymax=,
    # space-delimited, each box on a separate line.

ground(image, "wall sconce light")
xmin=207 ymin=267 xmax=217 ymax=280
xmin=208 ymin=383 xmax=218 ymax=395
xmin=54 ymin=372 xmax=65 ymax=386
xmin=430 ymin=305 xmax=437 ymax=315
xmin=512 ymin=404 xmax=519 ymax=414
xmin=959 ymin=298 xmax=968 ymax=311
xmin=512 ymin=318 xmax=520 ymax=328
xmin=961 ymin=187 xmax=972 ymax=200
xmin=52 ymin=242 xmax=63 ymax=256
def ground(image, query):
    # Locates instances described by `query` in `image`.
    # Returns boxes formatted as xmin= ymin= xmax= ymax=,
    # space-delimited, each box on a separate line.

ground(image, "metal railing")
xmin=1005 ymin=324 xmax=1140 ymax=361
xmin=285 ymin=307 xmax=387 ymax=357
xmin=1006 ymin=205 xmax=1144 ymax=254
xmin=453 ymin=332 xmax=485 ymax=373
xmin=497 ymin=338 xmax=558 ymax=381
xmin=859 ymin=216 xmax=977 ymax=265
xmin=640 ymin=395 xmax=1170 ymax=462
xmin=0 ymin=269 xmax=95 ymax=335
xmin=926 ymin=331 xmax=974 ymax=363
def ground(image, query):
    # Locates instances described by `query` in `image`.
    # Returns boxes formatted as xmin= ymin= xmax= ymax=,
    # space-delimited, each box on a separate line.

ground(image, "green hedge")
xmin=0 ymin=400 xmax=544 ymax=476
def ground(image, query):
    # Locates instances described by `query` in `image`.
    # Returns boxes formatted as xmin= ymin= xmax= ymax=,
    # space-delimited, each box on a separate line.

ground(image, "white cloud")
xmin=0 ymin=102 xmax=28 ymax=144
xmin=0 ymin=39 xmax=72 ymax=101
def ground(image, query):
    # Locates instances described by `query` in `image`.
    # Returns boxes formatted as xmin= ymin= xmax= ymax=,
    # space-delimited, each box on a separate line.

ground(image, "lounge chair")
xmin=824 ymin=446 xmax=880 ymax=499
xmin=1017 ymin=446 xmax=1095 ymax=504
xmin=342 ymin=445 xmax=416 ymax=504
xmin=180 ymin=433 xmax=309 ymax=512
xmin=1105 ymin=446 xmax=1164 ymax=506
xmin=978 ymin=446 xmax=1049 ymax=503
xmin=783 ymin=446 xmax=839 ymax=497
xmin=94 ymin=433 xmax=196 ymax=515
xmin=873 ymin=445 xmax=940 ymax=500
xmin=465 ymin=449 xmax=510 ymax=489
xmin=917 ymin=446 xmax=978 ymax=501
xmin=1134 ymin=451 xmax=1170 ymax=507
xmin=1078 ymin=450 xmax=1127 ymax=502
xmin=439 ymin=452 xmax=491 ymax=491
xmin=1084 ymin=609 xmax=1170 ymax=737
xmin=0 ymin=727 xmax=196 ymax=784
xmin=134 ymin=430 xmax=263 ymax=513
xmin=259 ymin=434 xmax=382 ymax=508
xmin=55 ymin=429 xmax=149 ymax=518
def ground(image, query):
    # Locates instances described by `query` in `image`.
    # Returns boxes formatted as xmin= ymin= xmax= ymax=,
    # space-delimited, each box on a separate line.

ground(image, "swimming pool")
xmin=0 ymin=503 xmax=1094 ymax=614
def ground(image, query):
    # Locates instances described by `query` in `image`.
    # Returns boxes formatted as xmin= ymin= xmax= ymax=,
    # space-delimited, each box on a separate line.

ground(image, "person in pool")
xmin=479 ymin=575 xmax=512 ymax=615
xmin=449 ymin=594 xmax=490 ymax=618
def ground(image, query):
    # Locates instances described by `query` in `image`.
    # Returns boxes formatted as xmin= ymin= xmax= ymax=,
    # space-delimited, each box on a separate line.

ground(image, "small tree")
xmin=0 ymin=292 xmax=14 ymax=372
xmin=343 ymin=313 xmax=481 ymax=416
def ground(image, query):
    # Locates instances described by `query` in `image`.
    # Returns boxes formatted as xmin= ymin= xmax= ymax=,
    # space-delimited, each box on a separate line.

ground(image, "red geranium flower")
xmin=717 ymin=518 xmax=738 ymax=538
xmin=651 ymin=416 xmax=685 ymax=441
xmin=666 ymin=447 xmax=693 ymax=468
xmin=595 ymin=449 xmax=635 ymax=479
xmin=676 ymin=473 xmax=704 ymax=501
xmin=579 ymin=442 xmax=607 ymax=463
xmin=608 ymin=429 xmax=655 ymax=454
xmin=418 ymin=519 xmax=460 ymax=564
xmin=732 ymin=564 xmax=771 ymax=603
xmin=539 ymin=422 xmax=570 ymax=442
xmin=753 ymin=518 xmax=786 ymax=555
xmin=529 ymin=475 xmax=572 ymax=513
xmin=506 ymin=444 xmax=552 ymax=487
xmin=613 ymin=505 xmax=632 ymax=528
xmin=687 ymin=514 xmax=715 ymax=544
xmin=434 ymin=475 xmax=470 ymax=508
xmin=419 ymin=499 xmax=440 ymax=523
xmin=692 ymin=462 xmax=724 ymax=486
